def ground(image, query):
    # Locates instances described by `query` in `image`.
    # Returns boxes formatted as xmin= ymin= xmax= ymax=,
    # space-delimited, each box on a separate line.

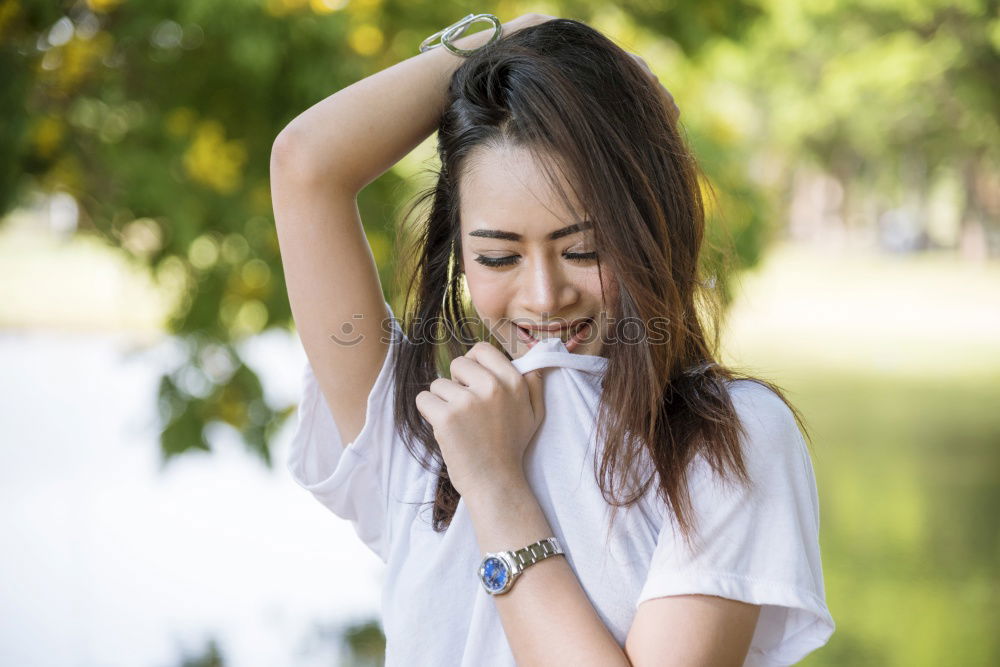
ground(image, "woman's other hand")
xmin=506 ymin=19 xmax=681 ymax=124
xmin=415 ymin=342 xmax=546 ymax=498
xmin=628 ymin=52 xmax=681 ymax=124
xmin=508 ymin=12 xmax=559 ymax=32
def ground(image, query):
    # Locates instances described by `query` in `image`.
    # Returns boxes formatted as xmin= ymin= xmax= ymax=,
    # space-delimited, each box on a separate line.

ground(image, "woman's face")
xmin=458 ymin=145 xmax=618 ymax=359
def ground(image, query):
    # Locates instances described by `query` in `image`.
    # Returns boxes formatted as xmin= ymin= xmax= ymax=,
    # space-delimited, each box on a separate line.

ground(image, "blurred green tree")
xmin=733 ymin=0 xmax=999 ymax=250
xmin=0 ymin=0 xmax=773 ymax=465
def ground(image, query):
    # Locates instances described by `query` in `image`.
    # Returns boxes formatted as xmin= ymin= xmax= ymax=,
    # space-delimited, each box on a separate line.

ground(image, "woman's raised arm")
xmin=269 ymin=15 xmax=540 ymax=447
xmin=272 ymin=14 xmax=540 ymax=192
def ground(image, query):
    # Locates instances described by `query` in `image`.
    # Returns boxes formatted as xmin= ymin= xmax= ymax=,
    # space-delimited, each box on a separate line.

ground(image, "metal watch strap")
xmin=511 ymin=537 xmax=564 ymax=572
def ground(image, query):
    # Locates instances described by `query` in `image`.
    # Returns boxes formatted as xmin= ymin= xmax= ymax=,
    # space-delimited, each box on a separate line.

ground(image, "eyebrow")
xmin=467 ymin=221 xmax=593 ymax=242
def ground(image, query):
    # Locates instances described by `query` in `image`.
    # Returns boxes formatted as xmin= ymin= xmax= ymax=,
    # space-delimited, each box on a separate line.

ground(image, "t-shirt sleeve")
xmin=285 ymin=300 xmax=420 ymax=564
xmin=635 ymin=381 xmax=835 ymax=667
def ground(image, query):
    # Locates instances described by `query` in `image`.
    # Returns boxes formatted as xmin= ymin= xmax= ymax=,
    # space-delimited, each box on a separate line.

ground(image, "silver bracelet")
xmin=419 ymin=13 xmax=503 ymax=57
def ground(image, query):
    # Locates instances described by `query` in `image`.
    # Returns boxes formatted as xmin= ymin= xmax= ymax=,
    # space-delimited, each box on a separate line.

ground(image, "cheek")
xmin=596 ymin=268 xmax=620 ymax=313
xmin=464 ymin=266 xmax=510 ymax=321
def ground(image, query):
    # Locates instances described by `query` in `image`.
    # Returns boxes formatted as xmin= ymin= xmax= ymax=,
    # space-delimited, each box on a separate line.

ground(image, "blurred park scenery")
xmin=1 ymin=0 xmax=998 ymax=665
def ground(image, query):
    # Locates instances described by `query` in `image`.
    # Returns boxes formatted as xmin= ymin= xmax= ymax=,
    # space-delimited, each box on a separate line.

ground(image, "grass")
xmin=721 ymin=243 xmax=1000 ymax=666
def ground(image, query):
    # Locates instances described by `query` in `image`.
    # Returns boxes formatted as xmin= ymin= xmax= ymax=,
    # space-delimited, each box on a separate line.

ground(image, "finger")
xmin=660 ymin=87 xmax=680 ymax=121
xmin=415 ymin=389 xmax=447 ymax=422
xmin=428 ymin=376 xmax=472 ymax=403
xmin=448 ymin=354 xmax=497 ymax=393
xmin=628 ymin=55 xmax=679 ymax=120
xmin=627 ymin=52 xmax=648 ymax=70
xmin=523 ymin=369 xmax=546 ymax=422
xmin=459 ymin=342 xmax=520 ymax=390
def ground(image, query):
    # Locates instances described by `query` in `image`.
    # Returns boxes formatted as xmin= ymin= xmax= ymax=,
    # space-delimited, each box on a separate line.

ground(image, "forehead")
xmin=459 ymin=145 xmax=585 ymax=237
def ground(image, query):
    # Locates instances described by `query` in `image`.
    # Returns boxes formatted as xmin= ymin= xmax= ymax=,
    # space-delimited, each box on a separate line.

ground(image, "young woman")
xmin=272 ymin=13 xmax=834 ymax=666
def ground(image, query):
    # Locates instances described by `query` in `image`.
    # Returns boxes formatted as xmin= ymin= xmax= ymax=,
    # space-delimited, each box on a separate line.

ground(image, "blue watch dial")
xmin=481 ymin=556 xmax=510 ymax=593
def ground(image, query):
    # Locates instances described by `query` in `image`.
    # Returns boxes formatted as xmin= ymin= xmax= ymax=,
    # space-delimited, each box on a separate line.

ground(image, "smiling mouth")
xmin=515 ymin=319 xmax=593 ymax=343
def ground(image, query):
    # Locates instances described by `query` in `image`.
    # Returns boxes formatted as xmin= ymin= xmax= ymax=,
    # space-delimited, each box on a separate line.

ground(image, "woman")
xmin=272 ymin=13 xmax=835 ymax=666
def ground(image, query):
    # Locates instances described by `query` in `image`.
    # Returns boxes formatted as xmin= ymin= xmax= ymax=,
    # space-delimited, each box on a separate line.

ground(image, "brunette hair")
xmin=388 ymin=18 xmax=812 ymax=551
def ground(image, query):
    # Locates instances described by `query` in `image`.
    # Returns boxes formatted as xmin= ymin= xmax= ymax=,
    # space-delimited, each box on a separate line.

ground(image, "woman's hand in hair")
xmin=628 ymin=52 xmax=681 ymax=124
xmin=415 ymin=342 xmax=546 ymax=499
xmin=508 ymin=12 xmax=559 ymax=32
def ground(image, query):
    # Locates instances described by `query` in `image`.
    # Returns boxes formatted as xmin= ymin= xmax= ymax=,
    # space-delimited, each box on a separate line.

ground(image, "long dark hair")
xmin=389 ymin=18 xmax=812 ymax=551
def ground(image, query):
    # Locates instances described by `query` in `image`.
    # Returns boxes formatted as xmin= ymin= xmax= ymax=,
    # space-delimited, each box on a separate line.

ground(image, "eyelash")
xmin=474 ymin=251 xmax=599 ymax=268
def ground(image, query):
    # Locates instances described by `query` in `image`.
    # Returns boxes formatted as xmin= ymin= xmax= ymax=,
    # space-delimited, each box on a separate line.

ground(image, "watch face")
xmin=479 ymin=555 xmax=511 ymax=594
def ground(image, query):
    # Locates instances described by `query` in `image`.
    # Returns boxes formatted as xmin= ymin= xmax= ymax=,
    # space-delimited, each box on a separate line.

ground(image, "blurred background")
xmin=1 ymin=0 xmax=997 ymax=665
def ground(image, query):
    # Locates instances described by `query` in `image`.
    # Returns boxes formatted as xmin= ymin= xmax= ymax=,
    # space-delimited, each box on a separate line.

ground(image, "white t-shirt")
xmin=287 ymin=300 xmax=835 ymax=666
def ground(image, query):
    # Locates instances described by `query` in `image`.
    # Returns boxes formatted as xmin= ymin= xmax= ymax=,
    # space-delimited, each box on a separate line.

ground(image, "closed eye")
xmin=474 ymin=251 xmax=598 ymax=268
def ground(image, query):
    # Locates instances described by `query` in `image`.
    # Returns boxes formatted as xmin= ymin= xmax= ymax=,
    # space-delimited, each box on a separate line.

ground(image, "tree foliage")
xmin=1 ymin=0 xmax=994 ymax=465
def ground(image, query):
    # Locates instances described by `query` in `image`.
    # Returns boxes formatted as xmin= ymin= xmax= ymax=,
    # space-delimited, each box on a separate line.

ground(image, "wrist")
xmin=462 ymin=471 xmax=530 ymax=512
xmin=463 ymin=476 xmax=554 ymax=558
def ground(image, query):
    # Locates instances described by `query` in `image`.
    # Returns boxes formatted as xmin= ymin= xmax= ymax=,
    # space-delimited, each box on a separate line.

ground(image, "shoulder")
xmin=695 ymin=379 xmax=812 ymax=494
xmin=725 ymin=377 xmax=791 ymax=414
xmin=724 ymin=379 xmax=802 ymax=448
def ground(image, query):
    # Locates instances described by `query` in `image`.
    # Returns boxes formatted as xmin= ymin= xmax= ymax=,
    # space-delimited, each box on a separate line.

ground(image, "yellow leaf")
xmin=86 ymin=0 xmax=125 ymax=14
xmin=348 ymin=24 xmax=384 ymax=56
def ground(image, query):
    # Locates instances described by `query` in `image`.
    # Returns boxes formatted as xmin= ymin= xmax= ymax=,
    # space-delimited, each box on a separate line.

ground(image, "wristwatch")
xmin=478 ymin=537 xmax=565 ymax=595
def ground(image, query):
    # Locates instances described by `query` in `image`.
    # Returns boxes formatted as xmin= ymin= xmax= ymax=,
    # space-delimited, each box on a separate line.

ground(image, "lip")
xmin=520 ymin=318 xmax=592 ymax=333
xmin=515 ymin=319 xmax=593 ymax=353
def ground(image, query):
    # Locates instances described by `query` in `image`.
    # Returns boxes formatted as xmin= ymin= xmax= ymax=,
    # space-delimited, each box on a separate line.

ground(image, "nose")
xmin=520 ymin=254 xmax=577 ymax=318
